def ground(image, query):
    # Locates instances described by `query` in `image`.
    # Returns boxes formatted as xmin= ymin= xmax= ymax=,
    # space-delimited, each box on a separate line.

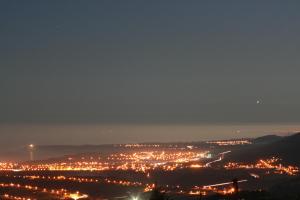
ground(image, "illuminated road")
xmin=203 ymin=179 xmax=247 ymax=188
xmin=205 ymin=151 xmax=231 ymax=167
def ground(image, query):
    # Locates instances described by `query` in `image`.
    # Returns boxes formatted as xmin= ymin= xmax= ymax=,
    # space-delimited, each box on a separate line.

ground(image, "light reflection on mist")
xmin=0 ymin=123 xmax=300 ymax=150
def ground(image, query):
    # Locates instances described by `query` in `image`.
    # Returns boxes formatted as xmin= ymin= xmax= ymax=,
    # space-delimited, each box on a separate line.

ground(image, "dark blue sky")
xmin=1 ymin=1 xmax=300 ymax=125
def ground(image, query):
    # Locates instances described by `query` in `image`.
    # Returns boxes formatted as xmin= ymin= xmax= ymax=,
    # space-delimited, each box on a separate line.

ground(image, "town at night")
xmin=1 ymin=1 xmax=300 ymax=200
xmin=1 ymin=134 xmax=300 ymax=199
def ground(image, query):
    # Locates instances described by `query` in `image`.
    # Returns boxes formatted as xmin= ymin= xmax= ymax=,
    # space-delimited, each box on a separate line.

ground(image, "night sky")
xmin=1 ymin=1 xmax=300 ymax=148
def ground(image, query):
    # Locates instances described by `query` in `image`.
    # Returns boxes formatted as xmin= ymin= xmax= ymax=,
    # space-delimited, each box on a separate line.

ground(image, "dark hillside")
xmin=225 ymin=133 xmax=300 ymax=165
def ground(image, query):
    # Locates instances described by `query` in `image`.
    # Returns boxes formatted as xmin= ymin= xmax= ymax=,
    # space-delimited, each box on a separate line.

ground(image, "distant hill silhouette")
xmin=252 ymin=134 xmax=282 ymax=144
xmin=226 ymin=133 xmax=300 ymax=165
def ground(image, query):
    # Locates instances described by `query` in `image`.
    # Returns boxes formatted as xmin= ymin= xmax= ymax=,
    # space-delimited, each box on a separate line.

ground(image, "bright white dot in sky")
xmin=256 ymin=100 xmax=260 ymax=104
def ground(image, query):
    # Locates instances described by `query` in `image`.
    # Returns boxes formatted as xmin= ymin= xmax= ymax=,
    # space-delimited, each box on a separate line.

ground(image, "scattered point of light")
xmin=256 ymin=100 xmax=261 ymax=104
xmin=29 ymin=144 xmax=34 ymax=148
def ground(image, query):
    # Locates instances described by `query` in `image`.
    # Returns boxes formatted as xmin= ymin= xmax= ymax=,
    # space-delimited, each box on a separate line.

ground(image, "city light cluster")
xmin=206 ymin=140 xmax=252 ymax=146
xmin=187 ymin=180 xmax=247 ymax=196
xmin=0 ymin=163 xmax=19 ymax=171
xmin=5 ymin=174 xmax=143 ymax=187
xmin=0 ymin=182 xmax=88 ymax=200
xmin=2 ymin=193 xmax=35 ymax=200
xmin=0 ymin=150 xmax=209 ymax=173
xmin=117 ymin=144 xmax=161 ymax=148
xmin=224 ymin=157 xmax=299 ymax=176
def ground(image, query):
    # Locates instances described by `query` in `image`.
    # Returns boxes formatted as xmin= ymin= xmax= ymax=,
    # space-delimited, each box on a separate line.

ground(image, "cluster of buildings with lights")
xmin=0 ymin=150 xmax=210 ymax=173
xmin=206 ymin=139 xmax=252 ymax=146
xmin=224 ymin=157 xmax=299 ymax=176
